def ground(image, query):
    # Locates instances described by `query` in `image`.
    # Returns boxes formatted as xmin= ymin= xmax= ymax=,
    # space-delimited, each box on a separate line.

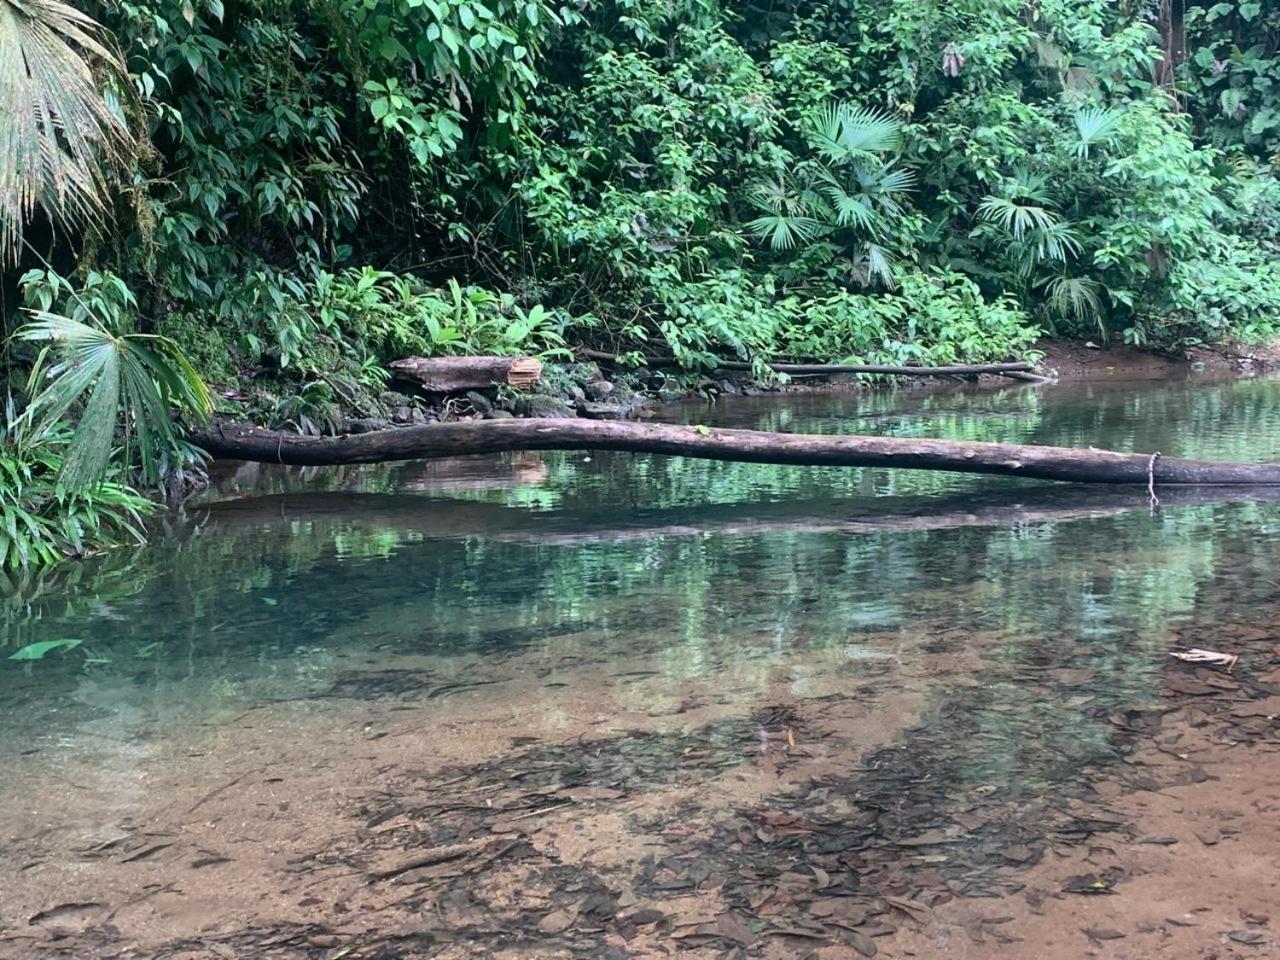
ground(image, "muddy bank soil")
xmin=4 ymin=607 xmax=1279 ymax=960
xmin=1035 ymin=337 xmax=1280 ymax=380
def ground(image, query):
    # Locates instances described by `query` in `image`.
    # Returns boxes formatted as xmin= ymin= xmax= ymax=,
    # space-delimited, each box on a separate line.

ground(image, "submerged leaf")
xmin=9 ymin=638 xmax=82 ymax=660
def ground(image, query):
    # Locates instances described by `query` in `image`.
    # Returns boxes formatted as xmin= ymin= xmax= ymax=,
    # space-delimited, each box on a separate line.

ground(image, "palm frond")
xmin=745 ymin=213 xmax=825 ymax=251
xmin=865 ymin=162 xmax=916 ymax=197
xmin=1030 ymin=220 xmax=1082 ymax=263
xmin=15 ymin=312 xmax=212 ymax=488
xmin=833 ymin=104 xmax=903 ymax=155
xmin=1007 ymin=168 xmax=1054 ymax=205
xmin=820 ymin=182 xmax=878 ymax=232
xmin=1043 ymin=275 xmax=1103 ymax=324
xmin=0 ymin=0 xmax=135 ymax=264
xmin=806 ymin=102 xmax=903 ymax=162
xmin=862 ymin=243 xmax=898 ymax=289
xmin=977 ymin=195 xmax=1060 ymax=240
xmin=1073 ymin=106 xmax=1124 ymax=159
xmin=807 ymin=103 xmax=848 ymax=162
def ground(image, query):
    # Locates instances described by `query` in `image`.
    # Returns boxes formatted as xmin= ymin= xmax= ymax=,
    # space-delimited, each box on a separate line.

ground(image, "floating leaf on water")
xmin=1231 ymin=698 xmax=1280 ymax=718
xmin=9 ymin=639 xmax=82 ymax=661
xmin=1002 ymin=844 xmax=1034 ymax=863
xmin=894 ymin=829 xmax=956 ymax=847
xmin=715 ymin=912 xmax=756 ymax=945
xmin=28 ymin=902 xmax=101 ymax=925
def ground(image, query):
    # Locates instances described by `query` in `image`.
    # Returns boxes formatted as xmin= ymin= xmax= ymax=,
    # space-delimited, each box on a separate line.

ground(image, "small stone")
xmin=485 ymin=409 xmax=515 ymax=420
xmin=537 ymin=909 xmax=577 ymax=935
xmin=465 ymin=391 xmax=493 ymax=414
xmin=344 ymin=418 xmax=390 ymax=434
xmin=578 ymin=402 xmax=628 ymax=420
xmin=585 ymin=379 xmax=615 ymax=400
xmin=567 ymin=384 xmax=587 ymax=403
xmin=518 ymin=396 xmax=576 ymax=418
xmin=389 ymin=405 xmax=413 ymax=424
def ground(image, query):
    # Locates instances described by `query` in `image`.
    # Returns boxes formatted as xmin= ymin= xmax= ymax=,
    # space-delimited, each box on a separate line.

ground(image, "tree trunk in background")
xmin=1156 ymin=0 xmax=1186 ymax=92
xmin=190 ymin=418 xmax=1280 ymax=486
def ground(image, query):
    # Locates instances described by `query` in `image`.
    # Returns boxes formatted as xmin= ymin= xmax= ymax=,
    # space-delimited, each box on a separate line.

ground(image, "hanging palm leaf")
xmin=1043 ymin=275 xmax=1103 ymax=326
xmin=15 ymin=313 xmax=212 ymax=489
xmin=0 ymin=0 xmax=135 ymax=264
xmin=860 ymin=243 xmax=899 ymax=289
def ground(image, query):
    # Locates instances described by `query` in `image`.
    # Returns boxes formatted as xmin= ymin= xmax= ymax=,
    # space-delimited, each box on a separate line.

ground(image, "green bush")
xmin=0 ymin=418 xmax=154 ymax=570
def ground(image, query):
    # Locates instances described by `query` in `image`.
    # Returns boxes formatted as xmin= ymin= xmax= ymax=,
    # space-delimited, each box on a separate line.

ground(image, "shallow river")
xmin=4 ymin=376 xmax=1280 ymax=959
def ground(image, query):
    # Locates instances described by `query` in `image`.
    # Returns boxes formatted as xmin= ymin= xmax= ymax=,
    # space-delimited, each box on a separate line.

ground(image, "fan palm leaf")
xmin=15 ymin=313 xmax=212 ymax=489
xmin=862 ymin=243 xmax=898 ymax=289
xmin=0 ymin=0 xmax=134 ymax=264
xmin=976 ymin=195 xmax=1060 ymax=240
xmin=807 ymin=102 xmax=903 ymax=162
xmin=745 ymin=213 xmax=825 ymax=251
xmin=819 ymin=181 xmax=878 ymax=233
xmin=1044 ymin=275 xmax=1103 ymax=324
xmin=1074 ymin=106 xmax=1124 ymax=159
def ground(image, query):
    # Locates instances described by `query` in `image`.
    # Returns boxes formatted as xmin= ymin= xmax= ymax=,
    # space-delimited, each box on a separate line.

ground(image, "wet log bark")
xmin=390 ymin=356 xmax=542 ymax=391
xmin=577 ymin=347 xmax=1037 ymax=378
xmin=190 ymin=419 xmax=1280 ymax=486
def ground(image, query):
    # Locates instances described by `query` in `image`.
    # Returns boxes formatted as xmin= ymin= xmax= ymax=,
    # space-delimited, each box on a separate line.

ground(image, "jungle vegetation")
xmin=2 ymin=0 xmax=1280 ymax=566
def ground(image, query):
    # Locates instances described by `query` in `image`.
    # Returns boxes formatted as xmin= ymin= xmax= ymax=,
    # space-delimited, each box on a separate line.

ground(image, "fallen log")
xmin=577 ymin=347 xmax=1036 ymax=379
xmin=190 ymin=419 xmax=1280 ymax=485
xmin=390 ymin=355 xmax=542 ymax=392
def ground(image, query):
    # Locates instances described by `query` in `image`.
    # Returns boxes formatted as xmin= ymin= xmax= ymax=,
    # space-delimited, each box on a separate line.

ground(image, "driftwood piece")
xmin=577 ymin=347 xmax=1037 ymax=379
xmin=190 ymin=419 xmax=1280 ymax=485
xmin=390 ymin=356 xmax=542 ymax=392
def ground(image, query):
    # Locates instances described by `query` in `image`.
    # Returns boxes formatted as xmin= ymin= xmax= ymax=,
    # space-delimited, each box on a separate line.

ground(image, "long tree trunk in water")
xmin=191 ymin=419 xmax=1280 ymax=486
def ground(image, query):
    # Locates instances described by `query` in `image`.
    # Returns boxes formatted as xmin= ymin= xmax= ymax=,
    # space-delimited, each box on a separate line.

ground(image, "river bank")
xmin=278 ymin=337 xmax=1277 ymax=445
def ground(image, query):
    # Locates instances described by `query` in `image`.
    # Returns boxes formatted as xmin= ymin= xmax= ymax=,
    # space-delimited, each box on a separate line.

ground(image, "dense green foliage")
xmin=7 ymin=0 xmax=1280 ymax=376
xmin=3 ymin=0 xmax=1280 ymax=565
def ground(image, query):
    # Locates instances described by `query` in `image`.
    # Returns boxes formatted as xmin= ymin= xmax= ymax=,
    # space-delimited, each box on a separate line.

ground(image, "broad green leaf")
xmin=9 ymin=639 xmax=82 ymax=661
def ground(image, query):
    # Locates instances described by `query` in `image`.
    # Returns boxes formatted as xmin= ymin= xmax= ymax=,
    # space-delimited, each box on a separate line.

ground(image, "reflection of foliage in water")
xmin=2 ymin=380 xmax=1280 ymax=765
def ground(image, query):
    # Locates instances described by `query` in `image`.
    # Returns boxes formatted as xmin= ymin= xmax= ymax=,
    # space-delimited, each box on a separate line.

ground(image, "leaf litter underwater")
xmin=7 ymin=602 xmax=1280 ymax=960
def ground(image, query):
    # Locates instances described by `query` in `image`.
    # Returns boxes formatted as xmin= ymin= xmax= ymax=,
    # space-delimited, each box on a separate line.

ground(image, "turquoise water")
xmin=6 ymin=375 xmax=1280 ymax=958
xmin=3 ymin=376 xmax=1280 ymax=741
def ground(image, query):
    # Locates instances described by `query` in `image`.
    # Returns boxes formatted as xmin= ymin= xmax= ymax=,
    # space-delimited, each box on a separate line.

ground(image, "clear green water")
xmin=4 ymin=376 xmax=1280 ymax=756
